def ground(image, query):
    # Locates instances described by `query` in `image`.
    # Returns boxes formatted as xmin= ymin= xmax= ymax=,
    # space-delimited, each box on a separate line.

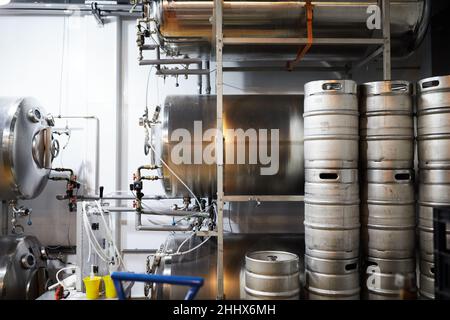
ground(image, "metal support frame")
xmin=213 ymin=0 xmax=225 ymax=300
xmin=382 ymin=0 xmax=392 ymax=80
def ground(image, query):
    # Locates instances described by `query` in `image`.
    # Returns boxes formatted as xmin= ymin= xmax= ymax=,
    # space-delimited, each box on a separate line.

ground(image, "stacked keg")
xmin=304 ymin=80 xmax=360 ymax=300
xmin=359 ymin=81 xmax=416 ymax=300
xmin=417 ymin=75 xmax=450 ymax=299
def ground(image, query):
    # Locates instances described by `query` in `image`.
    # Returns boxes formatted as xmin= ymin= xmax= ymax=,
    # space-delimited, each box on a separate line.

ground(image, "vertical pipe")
xmin=206 ymin=60 xmax=212 ymax=95
xmin=114 ymin=16 xmax=123 ymax=256
xmin=198 ymin=62 xmax=203 ymax=94
xmin=382 ymin=0 xmax=392 ymax=80
xmin=214 ymin=0 xmax=225 ymax=300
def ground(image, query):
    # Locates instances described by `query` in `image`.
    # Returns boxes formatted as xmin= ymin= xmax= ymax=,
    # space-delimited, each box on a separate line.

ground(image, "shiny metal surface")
xmin=152 ymin=234 xmax=305 ymax=300
xmin=151 ymin=0 xmax=427 ymax=60
xmin=0 ymin=97 xmax=53 ymax=200
xmin=360 ymin=81 xmax=414 ymax=169
xmin=418 ymin=169 xmax=450 ymax=206
xmin=419 ymin=273 xmax=434 ymax=300
xmin=244 ymin=251 xmax=299 ymax=300
xmin=304 ymin=80 xmax=358 ymax=169
xmin=305 ymin=255 xmax=360 ymax=300
xmin=161 ymin=95 xmax=303 ymax=197
xmin=363 ymin=257 xmax=416 ymax=299
xmin=361 ymin=169 xmax=415 ymax=259
xmin=0 ymin=235 xmax=49 ymax=300
xmin=417 ymin=75 xmax=450 ymax=169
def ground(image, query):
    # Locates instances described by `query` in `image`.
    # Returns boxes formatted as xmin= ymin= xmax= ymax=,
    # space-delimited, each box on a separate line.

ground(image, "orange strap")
xmin=287 ymin=0 xmax=314 ymax=71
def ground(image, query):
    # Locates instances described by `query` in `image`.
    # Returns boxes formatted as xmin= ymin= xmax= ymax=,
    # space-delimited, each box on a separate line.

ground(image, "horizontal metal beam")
xmin=223 ymin=66 xmax=348 ymax=72
xmin=223 ymin=195 xmax=305 ymax=202
xmin=156 ymin=69 xmax=211 ymax=76
xmin=223 ymin=37 xmax=385 ymax=46
xmin=0 ymin=3 xmax=142 ymax=17
xmin=139 ymin=58 xmax=203 ymax=66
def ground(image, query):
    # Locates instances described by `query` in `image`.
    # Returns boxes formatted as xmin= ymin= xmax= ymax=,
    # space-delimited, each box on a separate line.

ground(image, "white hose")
xmin=94 ymin=201 xmax=125 ymax=268
xmin=56 ymin=265 xmax=78 ymax=289
xmin=82 ymin=202 xmax=108 ymax=262
xmin=176 ymin=232 xmax=195 ymax=253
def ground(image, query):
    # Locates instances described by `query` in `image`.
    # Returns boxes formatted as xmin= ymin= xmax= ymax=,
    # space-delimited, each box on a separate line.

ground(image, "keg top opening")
xmin=246 ymin=251 xmax=298 ymax=263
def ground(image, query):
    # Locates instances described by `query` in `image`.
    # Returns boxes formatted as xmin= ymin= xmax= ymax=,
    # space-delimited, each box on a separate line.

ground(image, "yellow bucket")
xmin=103 ymin=275 xmax=117 ymax=299
xmin=83 ymin=276 xmax=102 ymax=300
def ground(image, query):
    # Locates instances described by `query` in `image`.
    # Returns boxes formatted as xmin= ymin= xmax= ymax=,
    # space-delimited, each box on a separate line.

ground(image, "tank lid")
xmin=246 ymin=251 xmax=298 ymax=263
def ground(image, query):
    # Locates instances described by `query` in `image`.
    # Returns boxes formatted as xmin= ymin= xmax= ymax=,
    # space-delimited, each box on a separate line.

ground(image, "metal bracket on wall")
xmin=91 ymin=2 xmax=104 ymax=26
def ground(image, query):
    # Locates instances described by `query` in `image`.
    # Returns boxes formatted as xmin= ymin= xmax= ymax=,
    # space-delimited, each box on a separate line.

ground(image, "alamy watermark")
xmin=170 ymin=121 xmax=280 ymax=176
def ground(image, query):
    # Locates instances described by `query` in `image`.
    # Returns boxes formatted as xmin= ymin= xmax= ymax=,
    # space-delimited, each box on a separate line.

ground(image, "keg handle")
xmin=319 ymin=172 xmax=339 ymax=181
xmin=390 ymin=83 xmax=408 ymax=92
xmin=322 ymin=82 xmax=342 ymax=91
xmin=422 ymin=80 xmax=440 ymax=89
xmin=394 ymin=172 xmax=411 ymax=181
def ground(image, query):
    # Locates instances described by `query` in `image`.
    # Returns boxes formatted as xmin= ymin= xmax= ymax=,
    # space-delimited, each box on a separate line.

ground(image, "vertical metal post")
xmin=1 ymin=201 xmax=9 ymax=236
xmin=382 ymin=0 xmax=391 ymax=80
xmin=214 ymin=0 xmax=225 ymax=300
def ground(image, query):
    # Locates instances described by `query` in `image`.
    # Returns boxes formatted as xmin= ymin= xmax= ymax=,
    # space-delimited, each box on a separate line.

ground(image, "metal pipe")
xmin=156 ymin=69 xmax=211 ymax=76
xmin=121 ymin=249 xmax=158 ymax=254
xmin=382 ymin=0 xmax=392 ymax=80
xmin=55 ymin=115 xmax=100 ymax=194
xmin=140 ymin=209 xmax=209 ymax=218
xmin=206 ymin=61 xmax=211 ymax=94
xmin=134 ymin=211 xmax=193 ymax=231
xmin=0 ymin=3 xmax=142 ymax=17
xmin=139 ymin=58 xmax=203 ymax=66
xmin=56 ymin=194 xmax=168 ymax=201
xmin=197 ymin=62 xmax=203 ymax=94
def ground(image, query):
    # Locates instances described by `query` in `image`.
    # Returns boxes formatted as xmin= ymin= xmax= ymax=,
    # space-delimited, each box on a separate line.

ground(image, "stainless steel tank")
xmin=304 ymin=255 xmax=360 ymax=300
xmin=419 ymin=259 xmax=435 ymax=299
xmin=304 ymin=80 xmax=358 ymax=169
xmin=363 ymin=257 xmax=416 ymax=300
xmin=361 ymin=169 xmax=415 ymax=259
xmin=417 ymin=75 xmax=450 ymax=169
xmin=419 ymin=169 xmax=450 ymax=206
xmin=161 ymin=95 xmax=303 ymax=197
xmin=360 ymin=81 xmax=414 ymax=169
xmin=244 ymin=251 xmax=300 ymax=300
xmin=0 ymin=235 xmax=49 ymax=300
xmin=0 ymin=97 xmax=54 ymax=200
xmin=150 ymin=0 xmax=429 ymax=61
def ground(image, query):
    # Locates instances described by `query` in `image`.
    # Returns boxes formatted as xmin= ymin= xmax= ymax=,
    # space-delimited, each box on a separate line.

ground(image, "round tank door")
xmin=0 ymin=97 xmax=55 ymax=200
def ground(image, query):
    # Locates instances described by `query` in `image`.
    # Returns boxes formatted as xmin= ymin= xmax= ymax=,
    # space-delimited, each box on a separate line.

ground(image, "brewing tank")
xmin=160 ymin=95 xmax=303 ymax=198
xmin=150 ymin=0 xmax=429 ymax=60
xmin=0 ymin=97 xmax=54 ymax=200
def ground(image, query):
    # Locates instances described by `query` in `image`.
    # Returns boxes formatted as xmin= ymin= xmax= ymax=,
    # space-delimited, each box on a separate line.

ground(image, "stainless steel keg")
xmin=417 ymin=75 xmax=450 ymax=169
xmin=244 ymin=251 xmax=300 ymax=300
xmin=305 ymin=255 xmax=360 ymax=300
xmin=360 ymin=81 xmax=414 ymax=169
xmin=363 ymin=257 xmax=416 ymax=300
xmin=361 ymin=169 xmax=415 ymax=259
xmin=304 ymin=80 xmax=358 ymax=169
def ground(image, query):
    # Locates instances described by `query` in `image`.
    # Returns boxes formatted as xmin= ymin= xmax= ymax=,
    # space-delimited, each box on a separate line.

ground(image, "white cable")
xmin=94 ymin=201 xmax=126 ymax=268
xmin=176 ymin=232 xmax=195 ymax=253
xmin=147 ymin=142 xmax=203 ymax=211
xmin=82 ymin=202 xmax=108 ymax=262
xmin=168 ymin=236 xmax=211 ymax=257
xmin=56 ymin=265 xmax=78 ymax=289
